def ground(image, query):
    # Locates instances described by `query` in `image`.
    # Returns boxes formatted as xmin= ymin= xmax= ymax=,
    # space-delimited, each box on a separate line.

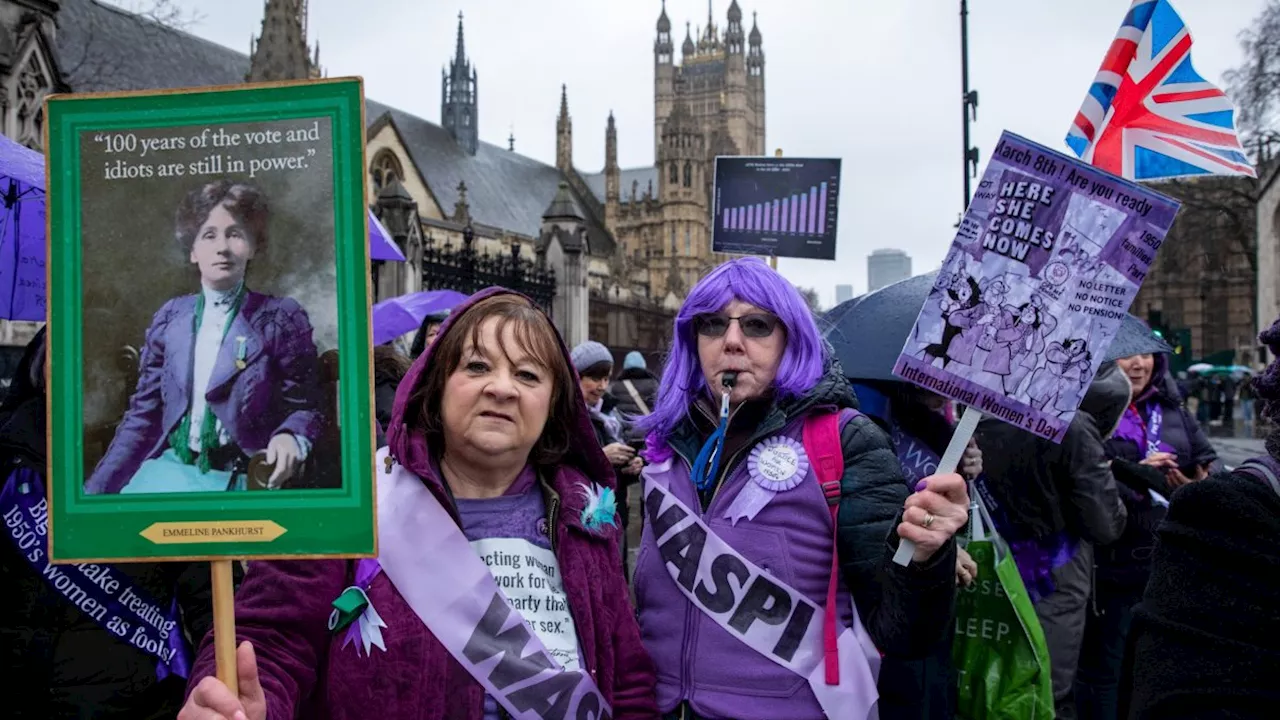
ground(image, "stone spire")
xmin=246 ymin=0 xmax=318 ymax=83
xmin=725 ymin=0 xmax=744 ymax=54
xmin=654 ymin=0 xmax=674 ymax=65
xmin=605 ymin=112 xmax=618 ymax=175
xmin=442 ymin=11 xmax=479 ymax=155
xmin=747 ymin=11 xmax=764 ymax=76
xmin=555 ymin=84 xmax=573 ymax=172
xmin=604 ymin=111 xmax=620 ymax=229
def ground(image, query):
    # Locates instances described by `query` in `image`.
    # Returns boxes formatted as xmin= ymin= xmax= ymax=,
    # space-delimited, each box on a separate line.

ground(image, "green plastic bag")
xmin=953 ymin=501 xmax=1054 ymax=719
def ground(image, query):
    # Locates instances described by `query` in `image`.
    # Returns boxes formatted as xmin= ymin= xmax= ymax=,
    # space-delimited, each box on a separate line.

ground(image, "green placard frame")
xmin=45 ymin=78 xmax=375 ymax=562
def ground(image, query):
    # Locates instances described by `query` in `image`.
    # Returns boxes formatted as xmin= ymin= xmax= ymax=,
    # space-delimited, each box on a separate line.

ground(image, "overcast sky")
xmin=129 ymin=0 xmax=1267 ymax=307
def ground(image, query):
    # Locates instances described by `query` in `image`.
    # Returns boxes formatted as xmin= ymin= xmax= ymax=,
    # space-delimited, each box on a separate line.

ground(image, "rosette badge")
xmin=724 ymin=436 xmax=810 ymax=525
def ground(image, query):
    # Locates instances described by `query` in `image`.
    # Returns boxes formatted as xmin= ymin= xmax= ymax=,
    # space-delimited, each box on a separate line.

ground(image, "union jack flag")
xmin=1066 ymin=0 xmax=1255 ymax=180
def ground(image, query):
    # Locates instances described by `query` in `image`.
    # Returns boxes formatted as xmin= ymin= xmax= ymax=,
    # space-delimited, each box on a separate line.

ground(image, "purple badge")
xmin=724 ymin=436 xmax=810 ymax=525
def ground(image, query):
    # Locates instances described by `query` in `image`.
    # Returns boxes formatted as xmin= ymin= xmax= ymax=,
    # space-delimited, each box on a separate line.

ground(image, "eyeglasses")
xmin=693 ymin=312 xmax=781 ymax=339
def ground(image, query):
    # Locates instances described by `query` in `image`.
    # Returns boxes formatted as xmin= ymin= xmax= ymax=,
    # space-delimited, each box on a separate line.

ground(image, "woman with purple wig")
xmin=1121 ymin=316 xmax=1280 ymax=717
xmin=632 ymin=258 xmax=968 ymax=720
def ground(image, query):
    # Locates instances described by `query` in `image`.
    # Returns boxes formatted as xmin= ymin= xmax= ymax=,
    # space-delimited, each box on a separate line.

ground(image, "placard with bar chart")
xmin=712 ymin=156 xmax=842 ymax=260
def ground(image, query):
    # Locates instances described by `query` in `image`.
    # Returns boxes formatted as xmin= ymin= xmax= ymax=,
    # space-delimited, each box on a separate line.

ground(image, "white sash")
xmin=643 ymin=461 xmax=881 ymax=719
xmin=375 ymin=448 xmax=612 ymax=720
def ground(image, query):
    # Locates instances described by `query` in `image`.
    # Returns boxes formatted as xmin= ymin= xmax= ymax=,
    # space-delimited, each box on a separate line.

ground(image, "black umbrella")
xmin=817 ymin=295 xmax=862 ymax=339
xmin=822 ymin=272 xmax=939 ymax=382
xmin=1103 ymin=313 xmax=1173 ymax=362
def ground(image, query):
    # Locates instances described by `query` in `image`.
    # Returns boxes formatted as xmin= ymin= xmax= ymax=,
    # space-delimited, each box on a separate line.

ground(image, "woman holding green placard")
xmin=84 ymin=180 xmax=324 ymax=495
xmin=179 ymin=289 xmax=657 ymax=720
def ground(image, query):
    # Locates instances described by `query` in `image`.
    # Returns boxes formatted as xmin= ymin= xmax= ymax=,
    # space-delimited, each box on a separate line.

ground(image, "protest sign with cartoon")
xmin=895 ymin=131 xmax=1180 ymax=444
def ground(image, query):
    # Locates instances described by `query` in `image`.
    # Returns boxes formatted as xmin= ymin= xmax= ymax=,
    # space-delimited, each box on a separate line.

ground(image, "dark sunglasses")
xmin=693 ymin=312 xmax=781 ymax=339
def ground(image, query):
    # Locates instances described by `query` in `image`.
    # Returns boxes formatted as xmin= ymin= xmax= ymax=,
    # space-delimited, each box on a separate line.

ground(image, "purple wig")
xmin=1255 ymin=315 xmax=1280 ymax=458
xmin=638 ymin=257 xmax=827 ymax=456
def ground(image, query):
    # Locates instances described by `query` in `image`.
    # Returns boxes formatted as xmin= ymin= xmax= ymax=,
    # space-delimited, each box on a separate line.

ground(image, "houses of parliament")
xmin=0 ymin=0 xmax=768 ymax=352
xmin=575 ymin=0 xmax=768 ymax=303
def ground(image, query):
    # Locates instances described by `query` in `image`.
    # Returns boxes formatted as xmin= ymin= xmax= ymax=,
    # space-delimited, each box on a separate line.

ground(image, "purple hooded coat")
xmin=184 ymin=288 xmax=659 ymax=720
xmin=85 ymin=291 xmax=324 ymax=494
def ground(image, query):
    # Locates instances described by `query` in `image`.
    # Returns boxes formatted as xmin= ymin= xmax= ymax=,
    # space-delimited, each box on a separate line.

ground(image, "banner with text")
xmin=894 ymin=131 xmax=1179 ymax=442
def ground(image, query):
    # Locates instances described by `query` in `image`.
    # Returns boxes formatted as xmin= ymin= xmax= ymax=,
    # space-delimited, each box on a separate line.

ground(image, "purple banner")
xmin=894 ymin=131 xmax=1180 ymax=442
xmin=893 ymin=430 xmax=941 ymax=484
xmin=1 ymin=468 xmax=191 ymax=678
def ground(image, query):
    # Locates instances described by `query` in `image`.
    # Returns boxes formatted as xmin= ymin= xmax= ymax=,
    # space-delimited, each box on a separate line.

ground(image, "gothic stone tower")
xmin=592 ymin=1 xmax=767 ymax=302
xmin=246 ymin=0 xmax=321 ymax=83
xmin=442 ymin=12 xmax=478 ymax=156
xmin=654 ymin=0 xmax=764 ymax=162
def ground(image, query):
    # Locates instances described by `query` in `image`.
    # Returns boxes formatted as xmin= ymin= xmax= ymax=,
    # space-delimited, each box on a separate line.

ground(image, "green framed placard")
xmin=45 ymin=78 xmax=375 ymax=562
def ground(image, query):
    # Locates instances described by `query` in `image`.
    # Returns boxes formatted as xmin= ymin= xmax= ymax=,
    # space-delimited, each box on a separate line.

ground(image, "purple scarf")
xmin=975 ymin=477 xmax=1077 ymax=603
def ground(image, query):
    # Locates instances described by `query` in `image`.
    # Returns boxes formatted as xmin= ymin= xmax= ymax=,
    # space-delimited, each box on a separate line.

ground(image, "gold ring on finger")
xmin=923 ymin=512 xmax=936 ymax=529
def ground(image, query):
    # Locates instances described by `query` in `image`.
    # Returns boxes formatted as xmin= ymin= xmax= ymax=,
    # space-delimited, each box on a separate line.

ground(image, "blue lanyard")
xmin=690 ymin=391 xmax=731 ymax=492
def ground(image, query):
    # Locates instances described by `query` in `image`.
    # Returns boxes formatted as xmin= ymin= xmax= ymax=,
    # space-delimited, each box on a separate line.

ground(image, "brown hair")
xmin=373 ymin=345 xmax=411 ymax=386
xmin=175 ymin=180 xmax=270 ymax=254
xmin=410 ymin=294 xmax=577 ymax=465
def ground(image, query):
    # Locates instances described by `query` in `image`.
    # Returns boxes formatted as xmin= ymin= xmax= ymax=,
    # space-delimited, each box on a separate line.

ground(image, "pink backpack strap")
xmin=802 ymin=410 xmax=843 ymax=686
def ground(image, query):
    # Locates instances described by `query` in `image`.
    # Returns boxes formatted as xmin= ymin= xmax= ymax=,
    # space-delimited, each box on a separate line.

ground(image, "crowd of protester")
xmin=3 ymin=258 xmax=1279 ymax=718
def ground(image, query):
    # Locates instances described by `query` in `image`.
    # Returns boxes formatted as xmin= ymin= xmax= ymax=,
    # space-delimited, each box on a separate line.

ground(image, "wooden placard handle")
xmin=211 ymin=559 xmax=238 ymax=696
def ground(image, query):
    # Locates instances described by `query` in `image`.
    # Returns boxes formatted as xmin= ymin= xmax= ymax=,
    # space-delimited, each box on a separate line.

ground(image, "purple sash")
xmin=1 ymin=468 xmax=191 ymax=679
xmin=892 ymin=429 xmax=940 ymax=484
xmin=643 ymin=458 xmax=881 ymax=720
xmin=374 ymin=449 xmax=611 ymax=720
xmin=1114 ymin=403 xmax=1175 ymax=458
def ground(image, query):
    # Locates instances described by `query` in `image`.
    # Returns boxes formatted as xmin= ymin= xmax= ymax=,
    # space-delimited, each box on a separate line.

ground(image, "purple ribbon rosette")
xmin=724 ymin=435 xmax=810 ymax=525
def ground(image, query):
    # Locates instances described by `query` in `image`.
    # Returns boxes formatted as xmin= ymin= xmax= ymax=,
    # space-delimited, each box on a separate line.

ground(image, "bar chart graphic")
xmin=712 ymin=156 xmax=842 ymax=260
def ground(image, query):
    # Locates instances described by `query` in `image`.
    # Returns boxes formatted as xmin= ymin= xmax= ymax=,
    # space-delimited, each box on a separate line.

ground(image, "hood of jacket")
xmin=618 ymin=366 xmax=657 ymax=383
xmin=1136 ymin=353 xmax=1183 ymax=407
xmin=385 ymin=288 xmax=616 ymax=534
xmin=1080 ymin=361 xmax=1133 ymax=439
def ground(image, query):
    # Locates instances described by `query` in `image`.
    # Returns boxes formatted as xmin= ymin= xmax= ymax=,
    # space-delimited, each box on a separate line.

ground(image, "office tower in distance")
xmin=835 ymin=284 xmax=854 ymax=305
xmin=867 ymin=249 xmax=912 ymax=292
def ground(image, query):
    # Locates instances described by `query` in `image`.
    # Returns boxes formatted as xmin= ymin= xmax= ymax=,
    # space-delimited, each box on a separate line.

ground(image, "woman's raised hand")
xmin=898 ymin=473 xmax=970 ymax=563
xmin=179 ymin=642 xmax=267 ymax=720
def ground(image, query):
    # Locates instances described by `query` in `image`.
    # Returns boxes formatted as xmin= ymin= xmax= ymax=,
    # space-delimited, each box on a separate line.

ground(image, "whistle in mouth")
xmin=721 ymin=371 xmax=739 ymax=390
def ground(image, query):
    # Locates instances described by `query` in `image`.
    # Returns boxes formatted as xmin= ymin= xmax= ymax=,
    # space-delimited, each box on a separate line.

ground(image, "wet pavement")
xmin=1209 ymin=436 xmax=1268 ymax=469
xmin=1205 ymin=419 xmax=1271 ymax=469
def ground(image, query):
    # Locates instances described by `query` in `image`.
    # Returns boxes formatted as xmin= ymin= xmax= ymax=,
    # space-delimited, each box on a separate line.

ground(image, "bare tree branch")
xmin=63 ymin=0 xmax=205 ymax=91
xmin=120 ymin=0 xmax=203 ymax=31
xmin=1225 ymin=0 xmax=1280 ymax=158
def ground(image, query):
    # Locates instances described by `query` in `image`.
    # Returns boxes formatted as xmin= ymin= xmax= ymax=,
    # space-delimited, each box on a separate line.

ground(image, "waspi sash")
xmin=643 ymin=462 xmax=881 ymax=719
xmin=1 ymin=468 xmax=191 ymax=679
xmin=374 ymin=449 xmax=611 ymax=720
